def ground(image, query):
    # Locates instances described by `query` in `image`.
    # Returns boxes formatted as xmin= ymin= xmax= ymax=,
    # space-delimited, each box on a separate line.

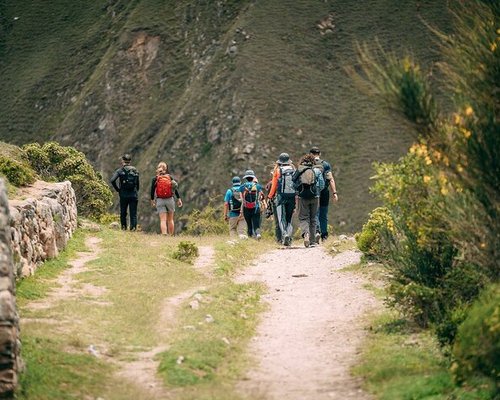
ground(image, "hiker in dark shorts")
xmin=110 ymin=154 xmax=140 ymax=231
xmin=239 ymin=170 xmax=264 ymax=239
xmin=267 ymin=153 xmax=296 ymax=246
xmin=150 ymin=162 xmax=182 ymax=235
xmin=310 ymin=146 xmax=338 ymax=242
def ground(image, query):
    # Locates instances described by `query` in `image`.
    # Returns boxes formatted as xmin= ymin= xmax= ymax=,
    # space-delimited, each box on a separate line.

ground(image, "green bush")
xmin=181 ymin=199 xmax=227 ymax=236
xmin=22 ymin=142 xmax=112 ymax=219
xmin=356 ymin=207 xmax=394 ymax=258
xmin=172 ymin=241 xmax=199 ymax=264
xmin=0 ymin=156 xmax=36 ymax=187
xmin=452 ymin=284 xmax=500 ymax=388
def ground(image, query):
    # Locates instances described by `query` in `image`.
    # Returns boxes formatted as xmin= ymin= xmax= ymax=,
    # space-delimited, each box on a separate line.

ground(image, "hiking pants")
xmin=298 ymin=197 xmax=319 ymax=243
xmin=316 ymin=188 xmax=330 ymax=236
xmin=276 ymin=195 xmax=295 ymax=242
xmin=271 ymin=200 xmax=281 ymax=243
xmin=120 ymin=196 xmax=138 ymax=230
xmin=228 ymin=216 xmax=246 ymax=237
xmin=243 ymin=207 xmax=261 ymax=237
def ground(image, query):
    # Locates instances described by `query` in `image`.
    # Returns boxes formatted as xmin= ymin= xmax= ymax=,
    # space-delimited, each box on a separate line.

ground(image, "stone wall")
xmin=0 ymin=179 xmax=21 ymax=397
xmin=9 ymin=180 xmax=78 ymax=278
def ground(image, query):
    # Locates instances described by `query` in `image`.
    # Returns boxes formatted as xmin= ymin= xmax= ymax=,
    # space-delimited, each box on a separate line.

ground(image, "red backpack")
xmin=156 ymin=175 xmax=173 ymax=198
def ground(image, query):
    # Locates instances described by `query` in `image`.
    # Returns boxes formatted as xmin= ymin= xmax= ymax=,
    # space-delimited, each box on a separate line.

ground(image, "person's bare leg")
xmin=167 ymin=212 xmax=175 ymax=235
xmin=159 ymin=212 xmax=168 ymax=235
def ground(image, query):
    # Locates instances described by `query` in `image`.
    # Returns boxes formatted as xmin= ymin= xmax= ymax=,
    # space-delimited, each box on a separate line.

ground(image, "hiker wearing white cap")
xmin=238 ymin=170 xmax=264 ymax=239
xmin=224 ymin=176 xmax=246 ymax=238
xmin=267 ymin=153 xmax=296 ymax=246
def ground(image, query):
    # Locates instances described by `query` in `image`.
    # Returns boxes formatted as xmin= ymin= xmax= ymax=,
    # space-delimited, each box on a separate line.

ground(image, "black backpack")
xmin=119 ymin=167 xmax=138 ymax=191
xmin=229 ymin=188 xmax=242 ymax=211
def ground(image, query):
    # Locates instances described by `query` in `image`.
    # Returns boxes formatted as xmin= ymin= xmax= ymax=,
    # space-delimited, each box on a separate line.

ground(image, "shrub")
xmin=0 ymin=156 xmax=36 ymax=187
xmin=356 ymin=207 xmax=394 ymax=258
xmin=181 ymin=199 xmax=227 ymax=236
xmin=22 ymin=142 xmax=112 ymax=219
xmin=452 ymin=284 xmax=500 ymax=387
xmin=172 ymin=241 xmax=199 ymax=264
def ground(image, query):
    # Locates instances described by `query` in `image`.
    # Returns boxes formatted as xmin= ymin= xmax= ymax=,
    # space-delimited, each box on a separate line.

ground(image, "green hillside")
xmin=0 ymin=0 xmax=453 ymax=231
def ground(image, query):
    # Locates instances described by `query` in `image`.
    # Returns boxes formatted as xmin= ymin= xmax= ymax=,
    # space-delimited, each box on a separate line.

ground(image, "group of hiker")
xmin=224 ymin=146 xmax=337 ymax=247
xmin=110 ymin=145 xmax=337 ymax=247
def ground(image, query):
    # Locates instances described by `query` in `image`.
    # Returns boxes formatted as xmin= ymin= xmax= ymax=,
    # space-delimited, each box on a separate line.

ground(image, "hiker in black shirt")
xmin=110 ymin=154 xmax=140 ymax=230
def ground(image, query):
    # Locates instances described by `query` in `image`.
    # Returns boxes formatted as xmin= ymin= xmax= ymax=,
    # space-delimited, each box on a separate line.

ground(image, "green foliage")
xmin=356 ymin=207 xmax=394 ymax=258
xmin=18 ymin=334 xmax=112 ymax=400
xmin=353 ymin=0 xmax=499 ymax=375
xmin=0 ymin=155 xmax=36 ymax=187
xmin=452 ymin=284 xmax=500 ymax=389
xmin=355 ymin=312 xmax=497 ymax=400
xmin=181 ymin=199 xmax=227 ymax=236
xmin=172 ymin=241 xmax=199 ymax=264
xmin=23 ymin=142 xmax=112 ymax=219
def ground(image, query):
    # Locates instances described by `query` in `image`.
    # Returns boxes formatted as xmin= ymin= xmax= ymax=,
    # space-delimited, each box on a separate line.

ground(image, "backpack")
xmin=242 ymin=183 xmax=258 ymax=209
xmin=155 ymin=175 xmax=173 ymax=198
xmin=120 ymin=167 xmax=138 ymax=191
xmin=229 ymin=188 xmax=242 ymax=211
xmin=277 ymin=166 xmax=296 ymax=198
xmin=293 ymin=165 xmax=317 ymax=199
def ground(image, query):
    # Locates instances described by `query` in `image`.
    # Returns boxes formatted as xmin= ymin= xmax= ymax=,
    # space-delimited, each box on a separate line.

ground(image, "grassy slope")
xmin=0 ymin=0 xmax=453 ymax=231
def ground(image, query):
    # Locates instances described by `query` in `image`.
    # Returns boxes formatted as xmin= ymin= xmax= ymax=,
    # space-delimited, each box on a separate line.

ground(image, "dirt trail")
xmin=26 ymin=236 xmax=106 ymax=311
xmin=236 ymin=246 xmax=379 ymax=400
xmin=116 ymin=245 xmax=217 ymax=399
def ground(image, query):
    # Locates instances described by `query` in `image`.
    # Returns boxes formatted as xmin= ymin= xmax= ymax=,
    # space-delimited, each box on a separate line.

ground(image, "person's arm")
xmin=224 ymin=202 xmax=229 ymax=221
xmin=325 ymin=171 xmax=338 ymax=201
xmin=175 ymin=189 xmax=183 ymax=207
xmin=150 ymin=177 xmax=156 ymax=205
xmin=267 ymin=167 xmax=280 ymax=199
xmin=110 ymin=169 xmax=120 ymax=192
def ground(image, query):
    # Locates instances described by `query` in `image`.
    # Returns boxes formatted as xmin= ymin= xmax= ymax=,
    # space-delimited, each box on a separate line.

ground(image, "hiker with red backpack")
xmin=267 ymin=153 xmax=296 ymax=246
xmin=150 ymin=162 xmax=183 ymax=235
xmin=224 ymin=176 xmax=246 ymax=238
xmin=238 ymin=170 xmax=264 ymax=239
xmin=293 ymin=154 xmax=325 ymax=247
xmin=110 ymin=154 xmax=140 ymax=231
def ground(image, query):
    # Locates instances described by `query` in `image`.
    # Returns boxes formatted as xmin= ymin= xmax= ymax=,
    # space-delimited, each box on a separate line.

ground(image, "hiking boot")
xmin=303 ymin=233 xmax=310 ymax=248
xmin=315 ymin=232 xmax=321 ymax=244
xmin=283 ymin=235 xmax=291 ymax=247
xmin=256 ymin=233 xmax=262 ymax=240
xmin=321 ymin=233 xmax=328 ymax=242
xmin=310 ymin=242 xmax=317 ymax=247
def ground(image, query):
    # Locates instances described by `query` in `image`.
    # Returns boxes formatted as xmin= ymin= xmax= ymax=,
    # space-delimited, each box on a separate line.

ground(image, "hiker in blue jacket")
xmin=238 ymin=170 xmax=264 ymax=239
xmin=224 ymin=176 xmax=246 ymax=238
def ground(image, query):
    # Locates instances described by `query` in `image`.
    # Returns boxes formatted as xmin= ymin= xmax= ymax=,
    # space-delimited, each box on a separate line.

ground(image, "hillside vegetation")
xmin=0 ymin=0 xmax=453 ymax=230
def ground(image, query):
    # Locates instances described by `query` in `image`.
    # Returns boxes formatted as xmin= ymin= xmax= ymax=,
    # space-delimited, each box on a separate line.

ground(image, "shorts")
xmin=156 ymin=197 xmax=175 ymax=213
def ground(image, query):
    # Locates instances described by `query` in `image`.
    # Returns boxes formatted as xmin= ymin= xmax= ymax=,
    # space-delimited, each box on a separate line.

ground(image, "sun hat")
xmin=232 ymin=176 xmax=241 ymax=184
xmin=243 ymin=169 xmax=256 ymax=180
xmin=121 ymin=153 xmax=132 ymax=162
xmin=276 ymin=152 xmax=292 ymax=165
xmin=310 ymin=146 xmax=320 ymax=155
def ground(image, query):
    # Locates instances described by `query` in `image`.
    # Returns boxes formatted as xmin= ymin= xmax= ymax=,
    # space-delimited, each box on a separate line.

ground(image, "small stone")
xmin=193 ymin=293 xmax=203 ymax=302
xmin=221 ymin=337 xmax=230 ymax=345
xmin=109 ymin=222 xmax=120 ymax=230
xmin=176 ymin=355 xmax=184 ymax=365
xmin=189 ymin=300 xmax=200 ymax=310
xmin=205 ymin=314 xmax=214 ymax=323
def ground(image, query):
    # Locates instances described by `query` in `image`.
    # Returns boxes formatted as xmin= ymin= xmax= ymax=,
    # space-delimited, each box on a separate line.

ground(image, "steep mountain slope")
xmin=0 ymin=0 xmax=453 ymax=231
